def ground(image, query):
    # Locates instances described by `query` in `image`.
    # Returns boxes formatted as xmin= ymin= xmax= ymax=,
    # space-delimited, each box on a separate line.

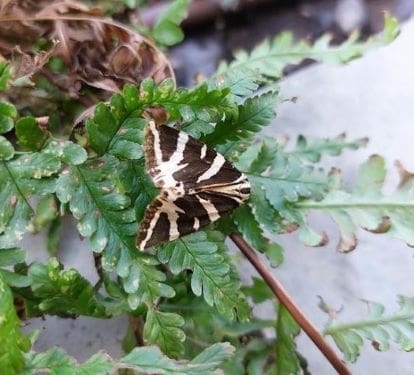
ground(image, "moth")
xmin=136 ymin=121 xmax=250 ymax=250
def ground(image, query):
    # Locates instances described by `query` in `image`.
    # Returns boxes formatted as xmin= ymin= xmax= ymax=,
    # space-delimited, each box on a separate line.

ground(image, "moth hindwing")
xmin=136 ymin=122 xmax=250 ymax=250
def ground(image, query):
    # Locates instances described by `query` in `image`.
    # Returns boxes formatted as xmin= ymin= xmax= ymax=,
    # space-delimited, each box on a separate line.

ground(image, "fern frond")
xmin=238 ymin=139 xmax=330 ymax=209
xmin=275 ymin=305 xmax=302 ymax=374
xmin=23 ymin=342 xmax=234 ymax=374
xmin=0 ymin=273 xmax=30 ymax=374
xmin=0 ymin=151 xmax=60 ymax=249
xmin=144 ymin=308 xmax=186 ymax=357
xmin=296 ymin=155 xmax=414 ymax=251
xmin=55 ymin=156 xmax=174 ymax=307
xmin=26 ymin=258 xmax=110 ymax=318
xmin=213 ymin=15 xmax=399 ymax=98
xmin=158 ymin=230 xmax=250 ymax=321
xmin=204 ymin=91 xmax=279 ymax=157
xmin=292 ymin=133 xmax=368 ymax=162
xmin=324 ymin=296 xmax=414 ymax=362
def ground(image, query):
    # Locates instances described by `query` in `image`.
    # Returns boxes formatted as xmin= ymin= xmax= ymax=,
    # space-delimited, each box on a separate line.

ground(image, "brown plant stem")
xmin=230 ymin=232 xmax=351 ymax=375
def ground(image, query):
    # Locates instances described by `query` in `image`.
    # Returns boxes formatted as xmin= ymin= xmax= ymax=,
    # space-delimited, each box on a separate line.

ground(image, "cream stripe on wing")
xmin=197 ymin=196 xmax=220 ymax=222
xmin=193 ymin=217 xmax=200 ymax=230
xmin=166 ymin=202 xmax=185 ymax=240
xmin=153 ymin=129 xmax=189 ymax=187
xmin=200 ymin=144 xmax=207 ymax=159
xmin=149 ymin=121 xmax=163 ymax=167
xmin=196 ymin=154 xmax=226 ymax=183
xmin=139 ymin=209 xmax=161 ymax=250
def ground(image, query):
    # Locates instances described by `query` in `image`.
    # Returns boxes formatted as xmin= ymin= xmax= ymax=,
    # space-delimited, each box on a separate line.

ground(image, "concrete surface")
xmin=23 ymin=17 xmax=414 ymax=374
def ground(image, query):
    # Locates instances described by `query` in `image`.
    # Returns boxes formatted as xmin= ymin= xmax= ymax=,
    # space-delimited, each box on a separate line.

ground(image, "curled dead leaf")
xmin=0 ymin=0 xmax=174 ymax=101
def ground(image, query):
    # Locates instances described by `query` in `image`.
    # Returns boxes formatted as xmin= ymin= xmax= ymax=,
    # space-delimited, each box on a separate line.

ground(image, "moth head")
xmin=162 ymin=182 xmax=185 ymax=200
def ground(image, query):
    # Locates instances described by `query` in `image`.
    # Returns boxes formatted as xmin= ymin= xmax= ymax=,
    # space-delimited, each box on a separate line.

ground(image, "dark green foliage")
xmin=0 ymin=14 xmax=409 ymax=373
xmin=15 ymin=117 xmax=48 ymax=151
xmin=204 ymin=91 xmax=279 ymax=153
xmin=151 ymin=0 xmax=190 ymax=46
xmin=0 ymin=248 xmax=30 ymax=288
xmin=27 ymin=258 xmax=109 ymax=317
xmin=0 ymin=100 xmax=16 ymax=134
xmin=158 ymin=230 xmax=250 ymax=320
xmin=55 ymin=156 xmax=173 ymax=308
xmin=144 ymin=308 xmax=186 ymax=357
xmin=0 ymin=63 xmax=10 ymax=92
xmin=0 ymin=150 xmax=60 ymax=249
xmin=0 ymin=274 xmax=31 ymax=374
xmin=275 ymin=305 xmax=302 ymax=374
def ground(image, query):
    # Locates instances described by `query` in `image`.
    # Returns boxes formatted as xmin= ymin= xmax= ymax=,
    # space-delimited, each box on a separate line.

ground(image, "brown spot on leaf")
xmin=395 ymin=160 xmax=414 ymax=187
xmin=337 ymin=233 xmax=357 ymax=253
xmin=364 ymin=216 xmax=391 ymax=234
xmin=10 ymin=195 xmax=17 ymax=206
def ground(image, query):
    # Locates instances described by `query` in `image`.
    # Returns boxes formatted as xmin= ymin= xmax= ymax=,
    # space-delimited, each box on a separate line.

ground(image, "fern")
xmin=296 ymin=155 xmax=414 ymax=251
xmin=26 ymin=258 xmax=110 ymax=318
xmin=0 ymin=247 xmax=30 ymax=288
xmin=213 ymin=15 xmax=399 ymax=98
xmin=0 ymin=274 xmax=30 ymax=374
xmin=86 ymin=80 xmax=236 ymax=144
xmin=158 ymin=230 xmax=250 ymax=321
xmin=55 ymin=156 xmax=174 ymax=307
xmin=0 ymin=100 xmax=16 ymax=134
xmin=292 ymin=133 xmax=368 ymax=162
xmin=0 ymin=149 xmax=60 ymax=249
xmin=144 ymin=308 xmax=186 ymax=357
xmin=23 ymin=342 xmax=234 ymax=374
xmin=151 ymin=0 xmax=190 ymax=47
xmin=233 ymin=205 xmax=284 ymax=267
xmin=324 ymin=296 xmax=414 ymax=362
xmin=275 ymin=305 xmax=302 ymax=375
xmin=204 ymin=91 xmax=280 ymax=158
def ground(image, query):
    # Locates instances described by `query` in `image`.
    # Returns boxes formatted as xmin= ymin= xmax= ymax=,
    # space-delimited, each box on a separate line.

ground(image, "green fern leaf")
xmin=0 ymin=151 xmax=60 ymax=249
xmin=86 ymin=80 xmax=236 ymax=146
xmin=26 ymin=258 xmax=109 ymax=317
xmin=233 ymin=204 xmax=284 ymax=267
xmin=204 ymin=91 xmax=279 ymax=155
xmin=23 ymin=348 xmax=112 ymax=375
xmin=293 ymin=133 xmax=368 ymax=163
xmin=144 ymin=307 xmax=186 ymax=357
xmin=0 ymin=273 xmax=31 ymax=374
xmin=0 ymin=247 xmax=30 ymax=288
xmin=324 ymin=296 xmax=414 ymax=362
xmin=86 ymin=94 xmax=146 ymax=158
xmin=275 ymin=305 xmax=302 ymax=375
xmin=296 ymin=155 xmax=414 ymax=251
xmin=0 ymin=100 xmax=16 ymax=134
xmin=24 ymin=342 xmax=234 ymax=374
xmin=240 ymin=141 xmax=330 ymax=207
xmin=15 ymin=117 xmax=48 ymax=151
xmin=214 ymin=15 xmax=399 ymax=97
xmin=151 ymin=0 xmax=190 ymax=46
xmin=158 ymin=230 xmax=250 ymax=320
xmin=0 ymin=63 xmax=10 ymax=92
xmin=55 ymin=156 xmax=173 ymax=307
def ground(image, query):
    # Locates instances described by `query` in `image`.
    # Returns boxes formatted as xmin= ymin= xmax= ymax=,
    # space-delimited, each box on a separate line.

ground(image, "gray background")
xmin=24 ymin=17 xmax=414 ymax=375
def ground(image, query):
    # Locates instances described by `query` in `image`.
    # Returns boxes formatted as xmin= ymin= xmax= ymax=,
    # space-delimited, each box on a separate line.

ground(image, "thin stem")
xmin=93 ymin=252 xmax=104 ymax=291
xmin=230 ymin=232 xmax=350 ymax=375
xmin=128 ymin=315 xmax=145 ymax=347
